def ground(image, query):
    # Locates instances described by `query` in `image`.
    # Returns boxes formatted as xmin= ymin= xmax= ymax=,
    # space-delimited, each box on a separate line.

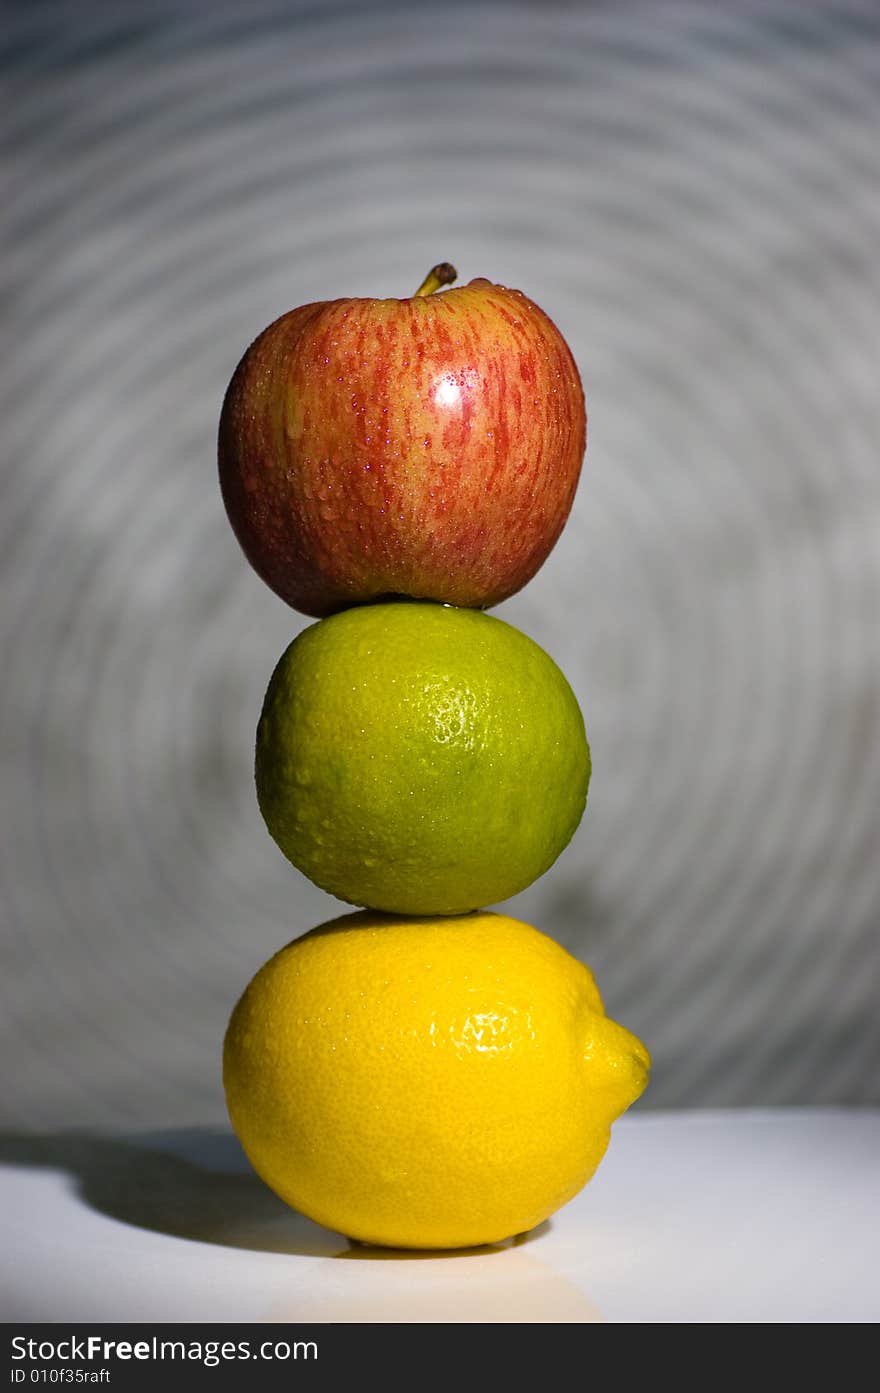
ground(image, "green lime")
xmin=255 ymin=602 xmax=590 ymax=914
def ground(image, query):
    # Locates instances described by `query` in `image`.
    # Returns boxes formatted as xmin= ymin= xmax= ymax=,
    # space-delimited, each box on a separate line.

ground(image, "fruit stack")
xmin=218 ymin=264 xmax=649 ymax=1250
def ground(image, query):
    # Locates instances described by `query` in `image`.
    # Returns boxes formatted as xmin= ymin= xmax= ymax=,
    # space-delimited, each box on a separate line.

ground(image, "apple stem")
xmin=414 ymin=263 xmax=458 ymax=297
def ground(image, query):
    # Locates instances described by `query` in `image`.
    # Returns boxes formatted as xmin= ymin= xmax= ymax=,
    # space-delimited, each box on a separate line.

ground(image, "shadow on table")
xmin=1 ymin=1130 xmax=601 ymax=1321
xmin=0 ymin=1130 xmax=544 ymax=1261
xmin=0 ymin=1128 xmax=345 ymax=1256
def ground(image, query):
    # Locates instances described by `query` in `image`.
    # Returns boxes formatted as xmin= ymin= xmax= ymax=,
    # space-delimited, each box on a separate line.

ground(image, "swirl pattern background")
xmin=2 ymin=0 xmax=879 ymax=1128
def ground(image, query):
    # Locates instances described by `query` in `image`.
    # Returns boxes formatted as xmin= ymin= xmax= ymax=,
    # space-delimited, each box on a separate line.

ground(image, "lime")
xmin=255 ymin=602 xmax=589 ymax=914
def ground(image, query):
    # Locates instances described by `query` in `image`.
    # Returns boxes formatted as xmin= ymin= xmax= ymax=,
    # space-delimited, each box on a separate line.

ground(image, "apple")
xmin=218 ymin=264 xmax=586 ymax=616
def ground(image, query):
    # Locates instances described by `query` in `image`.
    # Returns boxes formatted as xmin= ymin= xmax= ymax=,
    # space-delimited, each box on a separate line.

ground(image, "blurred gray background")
xmin=2 ymin=0 xmax=879 ymax=1130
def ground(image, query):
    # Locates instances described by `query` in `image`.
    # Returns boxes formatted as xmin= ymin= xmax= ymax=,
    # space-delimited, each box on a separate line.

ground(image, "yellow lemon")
xmin=223 ymin=910 xmax=649 ymax=1250
xmin=255 ymin=601 xmax=590 ymax=914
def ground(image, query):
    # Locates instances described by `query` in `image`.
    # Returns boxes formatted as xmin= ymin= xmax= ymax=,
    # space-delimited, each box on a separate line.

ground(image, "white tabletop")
xmin=2 ymin=1109 xmax=877 ymax=1324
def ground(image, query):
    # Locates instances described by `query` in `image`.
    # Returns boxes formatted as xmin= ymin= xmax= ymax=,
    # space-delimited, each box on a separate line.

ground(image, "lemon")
xmin=223 ymin=910 xmax=649 ymax=1250
xmin=255 ymin=602 xmax=589 ymax=914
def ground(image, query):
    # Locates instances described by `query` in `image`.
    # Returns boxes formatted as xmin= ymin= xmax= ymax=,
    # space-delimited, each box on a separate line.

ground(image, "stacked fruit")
xmin=218 ymin=265 xmax=649 ymax=1250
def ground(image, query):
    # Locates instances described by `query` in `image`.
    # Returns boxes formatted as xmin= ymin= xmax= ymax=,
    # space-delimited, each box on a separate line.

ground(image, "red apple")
xmin=218 ymin=265 xmax=586 ymax=616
